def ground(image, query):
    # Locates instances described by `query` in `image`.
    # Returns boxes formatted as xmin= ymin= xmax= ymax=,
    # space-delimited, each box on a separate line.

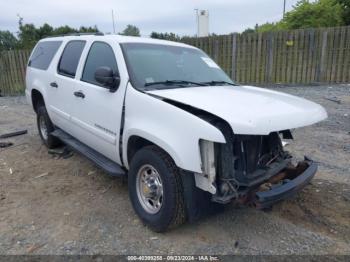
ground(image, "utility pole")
xmin=194 ymin=9 xmax=199 ymax=37
xmin=283 ymin=0 xmax=287 ymax=18
xmin=111 ymin=9 xmax=116 ymax=34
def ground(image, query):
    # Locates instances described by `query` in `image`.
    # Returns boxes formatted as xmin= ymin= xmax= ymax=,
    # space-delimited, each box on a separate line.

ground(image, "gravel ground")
xmin=0 ymin=84 xmax=349 ymax=255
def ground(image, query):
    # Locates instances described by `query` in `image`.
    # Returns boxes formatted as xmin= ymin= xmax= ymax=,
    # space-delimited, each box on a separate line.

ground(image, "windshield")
xmin=121 ymin=43 xmax=235 ymax=90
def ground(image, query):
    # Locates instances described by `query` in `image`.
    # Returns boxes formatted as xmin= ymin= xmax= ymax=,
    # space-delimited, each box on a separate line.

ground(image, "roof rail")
xmin=64 ymin=32 xmax=104 ymax=36
xmin=45 ymin=32 xmax=104 ymax=38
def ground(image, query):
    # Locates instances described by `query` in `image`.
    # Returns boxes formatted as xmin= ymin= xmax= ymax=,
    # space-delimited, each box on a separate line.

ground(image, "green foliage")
xmin=150 ymin=32 xmax=181 ymax=41
xmin=242 ymin=28 xmax=255 ymax=34
xmin=17 ymin=18 xmax=39 ymax=49
xmin=0 ymin=30 xmax=18 ymax=51
xmin=283 ymin=0 xmax=344 ymax=29
xmin=249 ymin=0 xmax=347 ymax=33
xmin=256 ymin=22 xmax=285 ymax=33
xmin=17 ymin=17 xmax=99 ymax=49
xmin=336 ymin=0 xmax=350 ymax=25
xmin=52 ymin=25 xmax=77 ymax=35
xmin=119 ymin=25 xmax=140 ymax=36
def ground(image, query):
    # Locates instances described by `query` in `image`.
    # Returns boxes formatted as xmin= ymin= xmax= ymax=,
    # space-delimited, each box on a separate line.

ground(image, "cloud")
xmin=0 ymin=0 xmax=300 ymax=36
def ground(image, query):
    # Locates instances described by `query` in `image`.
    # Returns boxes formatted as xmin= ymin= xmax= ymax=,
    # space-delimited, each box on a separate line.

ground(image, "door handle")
xmin=74 ymin=91 xmax=85 ymax=99
xmin=50 ymin=82 xmax=58 ymax=88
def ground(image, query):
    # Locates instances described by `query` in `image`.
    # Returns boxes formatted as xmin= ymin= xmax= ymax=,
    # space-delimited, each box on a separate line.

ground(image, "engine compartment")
xmin=211 ymin=122 xmax=306 ymax=205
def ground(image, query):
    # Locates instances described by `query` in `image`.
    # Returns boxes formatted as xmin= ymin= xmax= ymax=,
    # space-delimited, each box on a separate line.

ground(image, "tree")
xmin=18 ymin=22 xmax=39 ymax=49
xmin=242 ymin=28 xmax=255 ymax=34
xmin=0 ymin=30 xmax=18 ymax=51
xmin=283 ymin=0 xmax=344 ymax=29
xmin=243 ymin=0 xmax=347 ymax=33
xmin=150 ymin=32 xmax=181 ymax=41
xmin=52 ymin=25 xmax=77 ymax=35
xmin=78 ymin=25 xmax=99 ymax=33
xmin=17 ymin=17 xmax=100 ymax=49
xmin=336 ymin=0 xmax=350 ymax=25
xmin=38 ymin=23 xmax=54 ymax=38
xmin=120 ymin=24 xmax=140 ymax=36
xmin=256 ymin=22 xmax=284 ymax=32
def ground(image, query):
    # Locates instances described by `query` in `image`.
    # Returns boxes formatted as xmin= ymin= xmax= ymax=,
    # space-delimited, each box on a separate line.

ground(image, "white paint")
xmin=147 ymin=85 xmax=328 ymax=135
xmin=122 ymin=84 xmax=225 ymax=172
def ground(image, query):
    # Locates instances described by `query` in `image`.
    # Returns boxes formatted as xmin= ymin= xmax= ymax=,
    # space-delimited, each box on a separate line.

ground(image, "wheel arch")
xmin=124 ymin=132 xmax=182 ymax=170
xmin=31 ymin=89 xmax=45 ymax=113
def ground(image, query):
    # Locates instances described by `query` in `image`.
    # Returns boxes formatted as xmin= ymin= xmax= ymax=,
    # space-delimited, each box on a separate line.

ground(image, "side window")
xmin=58 ymin=41 xmax=86 ymax=78
xmin=81 ymin=42 xmax=118 ymax=86
xmin=28 ymin=41 xmax=62 ymax=70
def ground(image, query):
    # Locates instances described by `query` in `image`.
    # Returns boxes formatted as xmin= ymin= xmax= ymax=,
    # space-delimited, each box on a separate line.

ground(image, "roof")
xmin=40 ymin=34 xmax=195 ymax=49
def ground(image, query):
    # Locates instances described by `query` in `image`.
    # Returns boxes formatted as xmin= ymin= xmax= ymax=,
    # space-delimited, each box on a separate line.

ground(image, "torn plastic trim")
xmin=197 ymin=140 xmax=217 ymax=194
xmin=194 ymin=173 xmax=216 ymax=194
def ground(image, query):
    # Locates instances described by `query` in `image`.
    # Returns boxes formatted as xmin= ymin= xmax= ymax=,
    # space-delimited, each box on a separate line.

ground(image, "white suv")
xmin=26 ymin=33 xmax=327 ymax=232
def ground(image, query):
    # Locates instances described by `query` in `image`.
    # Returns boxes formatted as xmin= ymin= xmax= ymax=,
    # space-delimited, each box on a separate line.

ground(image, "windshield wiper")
xmin=201 ymin=81 xmax=237 ymax=86
xmin=145 ymin=80 xmax=207 ymax=87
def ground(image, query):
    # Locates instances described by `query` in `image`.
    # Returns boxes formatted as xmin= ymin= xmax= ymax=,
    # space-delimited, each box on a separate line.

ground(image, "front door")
xmin=69 ymin=41 xmax=125 ymax=164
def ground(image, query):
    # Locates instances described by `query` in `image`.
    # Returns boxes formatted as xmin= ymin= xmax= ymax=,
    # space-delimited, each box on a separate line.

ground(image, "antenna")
xmin=283 ymin=0 xmax=286 ymax=18
xmin=111 ymin=9 xmax=116 ymax=34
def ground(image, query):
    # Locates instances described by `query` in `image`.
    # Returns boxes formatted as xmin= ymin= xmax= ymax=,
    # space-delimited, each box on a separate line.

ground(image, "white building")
xmin=197 ymin=10 xmax=209 ymax=37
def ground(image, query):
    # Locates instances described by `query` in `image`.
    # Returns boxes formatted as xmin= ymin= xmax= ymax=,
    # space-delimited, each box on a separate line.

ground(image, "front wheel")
xmin=128 ymin=146 xmax=186 ymax=232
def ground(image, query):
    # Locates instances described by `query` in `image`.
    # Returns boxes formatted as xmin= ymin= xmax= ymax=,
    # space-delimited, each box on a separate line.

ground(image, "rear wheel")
xmin=128 ymin=146 xmax=186 ymax=232
xmin=36 ymin=105 xmax=60 ymax=149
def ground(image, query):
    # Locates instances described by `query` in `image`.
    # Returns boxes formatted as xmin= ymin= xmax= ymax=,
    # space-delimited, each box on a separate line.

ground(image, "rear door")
xmin=69 ymin=41 xmax=125 ymax=164
xmin=46 ymin=40 xmax=86 ymax=134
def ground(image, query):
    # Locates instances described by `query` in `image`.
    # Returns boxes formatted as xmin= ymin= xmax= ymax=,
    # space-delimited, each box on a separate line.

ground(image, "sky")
xmin=0 ymin=0 xmax=301 ymax=37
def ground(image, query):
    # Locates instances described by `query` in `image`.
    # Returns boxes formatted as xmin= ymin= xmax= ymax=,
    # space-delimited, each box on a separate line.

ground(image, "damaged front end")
xmin=158 ymin=97 xmax=319 ymax=209
xmin=200 ymin=123 xmax=317 ymax=208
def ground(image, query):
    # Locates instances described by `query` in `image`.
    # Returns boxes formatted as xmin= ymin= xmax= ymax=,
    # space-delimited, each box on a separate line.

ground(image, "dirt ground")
xmin=0 ymin=85 xmax=349 ymax=255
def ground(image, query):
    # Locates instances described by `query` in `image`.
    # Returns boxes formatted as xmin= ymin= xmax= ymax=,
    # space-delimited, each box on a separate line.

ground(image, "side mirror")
xmin=94 ymin=66 xmax=120 ymax=92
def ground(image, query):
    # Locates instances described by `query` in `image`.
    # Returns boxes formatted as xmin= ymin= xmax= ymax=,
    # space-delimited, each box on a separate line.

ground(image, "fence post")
xmin=265 ymin=32 xmax=274 ymax=83
xmin=0 ymin=52 xmax=3 ymax=96
xmin=231 ymin=33 xmax=237 ymax=80
xmin=214 ymin=39 xmax=219 ymax=62
xmin=318 ymin=30 xmax=328 ymax=83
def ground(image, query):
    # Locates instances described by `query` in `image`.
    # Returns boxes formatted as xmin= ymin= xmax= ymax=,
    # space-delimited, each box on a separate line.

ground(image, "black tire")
xmin=36 ymin=105 xmax=60 ymax=149
xmin=128 ymin=145 xmax=186 ymax=232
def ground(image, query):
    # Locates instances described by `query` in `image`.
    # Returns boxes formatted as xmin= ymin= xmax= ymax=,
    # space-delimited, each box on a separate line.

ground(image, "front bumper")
xmin=254 ymin=158 xmax=317 ymax=209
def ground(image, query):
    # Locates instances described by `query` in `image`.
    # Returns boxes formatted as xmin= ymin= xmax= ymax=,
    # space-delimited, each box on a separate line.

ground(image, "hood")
xmin=147 ymin=85 xmax=328 ymax=135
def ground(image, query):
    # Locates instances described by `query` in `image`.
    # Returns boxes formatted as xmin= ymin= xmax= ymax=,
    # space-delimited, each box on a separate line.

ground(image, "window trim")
xmin=80 ymin=41 xmax=119 ymax=87
xmin=57 ymin=40 xmax=86 ymax=79
xmin=28 ymin=40 xmax=63 ymax=71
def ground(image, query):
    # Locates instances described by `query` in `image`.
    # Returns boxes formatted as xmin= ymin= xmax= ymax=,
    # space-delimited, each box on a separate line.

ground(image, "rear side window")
xmin=28 ymin=41 xmax=62 ymax=70
xmin=58 ymin=41 xmax=86 ymax=78
xmin=81 ymin=42 xmax=118 ymax=86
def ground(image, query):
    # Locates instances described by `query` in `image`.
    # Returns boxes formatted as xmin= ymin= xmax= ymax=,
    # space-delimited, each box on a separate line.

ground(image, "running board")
xmin=51 ymin=129 xmax=125 ymax=177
